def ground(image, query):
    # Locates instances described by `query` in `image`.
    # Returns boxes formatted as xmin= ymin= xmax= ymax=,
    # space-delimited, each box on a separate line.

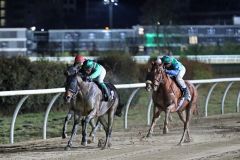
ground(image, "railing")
xmin=29 ymin=55 xmax=240 ymax=64
xmin=0 ymin=78 xmax=239 ymax=144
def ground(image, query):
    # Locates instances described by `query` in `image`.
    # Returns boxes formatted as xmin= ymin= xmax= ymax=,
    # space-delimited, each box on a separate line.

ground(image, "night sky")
xmin=4 ymin=0 xmax=240 ymax=29
xmin=105 ymin=0 xmax=145 ymax=28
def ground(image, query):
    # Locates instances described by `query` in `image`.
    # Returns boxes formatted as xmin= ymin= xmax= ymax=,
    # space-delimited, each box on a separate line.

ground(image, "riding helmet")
xmin=161 ymin=56 xmax=172 ymax=64
xmin=75 ymin=55 xmax=85 ymax=64
xmin=84 ymin=60 xmax=94 ymax=69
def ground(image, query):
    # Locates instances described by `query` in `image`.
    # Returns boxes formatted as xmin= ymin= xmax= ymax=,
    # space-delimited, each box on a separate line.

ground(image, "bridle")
xmin=65 ymin=70 xmax=80 ymax=102
xmin=152 ymin=64 xmax=165 ymax=90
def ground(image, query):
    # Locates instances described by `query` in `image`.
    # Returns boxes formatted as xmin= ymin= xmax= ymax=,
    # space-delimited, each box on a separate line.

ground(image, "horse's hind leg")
xmin=177 ymin=111 xmax=186 ymax=124
xmin=178 ymin=107 xmax=191 ymax=145
xmin=62 ymin=111 xmax=73 ymax=139
xmin=65 ymin=113 xmax=80 ymax=151
xmin=98 ymin=116 xmax=108 ymax=148
xmin=147 ymin=106 xmax=162 ymax=137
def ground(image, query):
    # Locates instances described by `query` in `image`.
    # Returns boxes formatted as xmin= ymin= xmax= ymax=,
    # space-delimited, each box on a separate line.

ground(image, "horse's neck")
xmin=160 ymin=72 xmax=174 ymax=92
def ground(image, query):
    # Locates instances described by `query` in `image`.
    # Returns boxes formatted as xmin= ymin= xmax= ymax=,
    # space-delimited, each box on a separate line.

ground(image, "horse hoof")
xmin=62 ymin=133 xmax=67 ymax=139
xmin=87 ymin=139 xmax=92 ymax=144
xmin=177 ymin=142 xmax=183 ymax=146
xmin=98 ymin=139 xmax=104 ymax=148
xmin=184 ymin=138 xmax=192 ymax=143
xmin=163 ymin=129 xmax=168 ymax=134
xmin=81 ymin=141 xmax=87 ymax=146
xmin=146 ymin=133 xmax=152 ymax=138
xmin=64 ymin=146 xmax=71 ymax=151
xmin=108 ymin=142 xmax=112 ymax=148
xmin=91 ymin=136 xmax=96 ymax=143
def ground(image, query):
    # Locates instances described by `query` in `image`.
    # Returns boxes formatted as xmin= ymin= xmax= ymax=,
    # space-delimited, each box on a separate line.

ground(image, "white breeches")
xmin=176 ymin=66 xmax=186 ymax=89
xmin=96 ymin=65 xmax=106 ymax=83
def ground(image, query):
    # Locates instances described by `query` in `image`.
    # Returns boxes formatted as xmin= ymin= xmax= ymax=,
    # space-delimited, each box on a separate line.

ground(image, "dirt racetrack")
xmin=0 ymin=113 xmax=240 ymax=160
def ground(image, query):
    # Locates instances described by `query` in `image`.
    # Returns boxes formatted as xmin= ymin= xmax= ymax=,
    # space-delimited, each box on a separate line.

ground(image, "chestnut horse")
xmin=145 ymin=61 xmax=198 ymax=145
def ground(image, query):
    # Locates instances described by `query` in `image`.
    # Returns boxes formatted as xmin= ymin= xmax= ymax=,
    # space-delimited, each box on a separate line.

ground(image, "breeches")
xmin=95 ymin=66 xmax=106 ymax=83
xmin=176 ymin=66 xmax=186 ymax=88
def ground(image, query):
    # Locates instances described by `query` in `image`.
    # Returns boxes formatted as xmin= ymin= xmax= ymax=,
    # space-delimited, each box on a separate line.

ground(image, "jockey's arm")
xmin=165 ymin=61 xmax=181 ymax=76
xmin=165 ymin=69 xmax=180 ymax=76
xmin=89 ymin=63 xmax=101 ymax=79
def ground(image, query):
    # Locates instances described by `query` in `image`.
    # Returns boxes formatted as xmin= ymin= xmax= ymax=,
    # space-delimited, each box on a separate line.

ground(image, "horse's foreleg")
xmin=65 ymin=113 xmax=80 ymax=151
xmin=164 ymin=104 xmax=175 ymax=134
xmin=81 ymin=109 xmax=96 ymax=146
xmin=147 ymin=106 xmax=161 ymax=137
xmin=62 ymin=111 xmax=73 ymax=139
xmin=81 ymin=117 xmax=89 ymax=146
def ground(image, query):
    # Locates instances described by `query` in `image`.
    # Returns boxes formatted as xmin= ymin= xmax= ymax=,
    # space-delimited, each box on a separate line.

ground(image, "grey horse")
xmin=64 ymin=66 xmax=120 ymax=150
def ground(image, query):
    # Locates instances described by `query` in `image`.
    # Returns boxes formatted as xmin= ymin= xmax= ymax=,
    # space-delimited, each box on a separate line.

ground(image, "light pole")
xmin=103 ymin=0 xmax=118 ymax=29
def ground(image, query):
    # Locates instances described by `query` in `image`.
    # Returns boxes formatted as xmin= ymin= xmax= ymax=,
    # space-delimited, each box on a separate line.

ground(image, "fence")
xmin=0 ymin=78 xmax=239 ymax=144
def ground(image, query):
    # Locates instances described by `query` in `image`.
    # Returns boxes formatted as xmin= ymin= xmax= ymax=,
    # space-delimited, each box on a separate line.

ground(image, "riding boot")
xmin=100 ymin=83 xmax=110 ymax=101
xmin=182 ymin=87 xmax=191 ymax=101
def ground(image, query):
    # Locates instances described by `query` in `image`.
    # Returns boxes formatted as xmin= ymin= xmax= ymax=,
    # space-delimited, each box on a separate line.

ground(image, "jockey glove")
xmin=165 ymin=69 xmax=179 ymax=76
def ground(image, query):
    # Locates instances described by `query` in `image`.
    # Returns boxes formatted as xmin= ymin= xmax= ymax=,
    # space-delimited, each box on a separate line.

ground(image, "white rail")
xmin=0 ymin=78 xmax=239 ymax=144
xmin=29 ymin=55 xmax=240 ymax=64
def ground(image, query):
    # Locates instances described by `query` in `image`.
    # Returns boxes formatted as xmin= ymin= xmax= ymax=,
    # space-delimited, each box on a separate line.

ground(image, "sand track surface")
xmin=0 ymin=113 xmax=240 ymax=160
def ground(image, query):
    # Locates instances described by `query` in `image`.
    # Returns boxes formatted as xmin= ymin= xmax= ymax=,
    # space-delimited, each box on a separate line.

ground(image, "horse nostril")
xmin=65 ymin=95 xmax=71 ymax=102
xmin=66 ymin=96 xmax=71 ymax=99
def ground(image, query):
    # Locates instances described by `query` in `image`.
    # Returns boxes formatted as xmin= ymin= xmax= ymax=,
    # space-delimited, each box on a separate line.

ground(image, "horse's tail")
xmin=106 ymin=82 xmax=124 ymax=117
xmin=191 ymin=84 xmax=199 ymax=116
xmin=186 ymin=81 xmax=199 ymax=116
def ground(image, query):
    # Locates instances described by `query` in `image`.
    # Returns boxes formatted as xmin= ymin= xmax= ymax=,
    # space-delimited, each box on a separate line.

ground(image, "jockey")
xmin=159 ymin=55 xmax=191 ymax=101
xmin=82 ymin=59 xmax=110 ymax=101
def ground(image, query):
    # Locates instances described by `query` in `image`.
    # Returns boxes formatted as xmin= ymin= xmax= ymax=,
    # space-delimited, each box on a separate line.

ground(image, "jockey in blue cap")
xmin=82 ymin=59 xmax=110 ymax=101
xmin=157 ymin=55 xmax=191 ymax=101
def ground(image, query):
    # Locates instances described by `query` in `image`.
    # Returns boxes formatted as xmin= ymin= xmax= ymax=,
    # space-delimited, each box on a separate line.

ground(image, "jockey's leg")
xmin=97 ymin=68 xmax=110 ymax=101
xmin=176 ymin=66 xmax=191 ymax=101
xmin=100 ymin=83 xmax=110 ymax=101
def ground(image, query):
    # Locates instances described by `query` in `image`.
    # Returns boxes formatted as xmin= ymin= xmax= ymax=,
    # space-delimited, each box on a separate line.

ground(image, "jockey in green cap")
xmin=157 ymin=55 xmax=191 ymax=102
xmin=82 ymin=59 xmax=110 ymax=101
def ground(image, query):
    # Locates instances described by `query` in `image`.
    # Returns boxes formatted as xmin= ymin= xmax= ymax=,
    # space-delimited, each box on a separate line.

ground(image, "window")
xmin=0 ymin=19 xmax=5 ymax=26
xmin=207 ymin=28 xmax=215 ymax=35
xmin=104 ymin=32 xmax=110 ymax=39
xmin=89 ymin=33 xmax=95 ymax=39
xmin=226 ymin=29 xmax=234 ymax=35
xmin=0 ymin=10 xmax=5 ymax=17
xmin=189 ymin=36 xmax=198 ymax=44
xmin=120 ymin=32 xmax=125 ymax=39
xmin=0 ymin=0 xmax=5 ymax=8
xmin=188 ymin=27 xmax=198 ymax=35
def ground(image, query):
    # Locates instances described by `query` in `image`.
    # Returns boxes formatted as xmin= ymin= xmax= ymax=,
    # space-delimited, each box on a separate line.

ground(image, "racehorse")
xmin=145 ymin=61 xmax=198 ymax=145
xmin=62 ymin=66 xmax=100 ymax=142
xmin=64 ymin=66 xmax=120 ymax=150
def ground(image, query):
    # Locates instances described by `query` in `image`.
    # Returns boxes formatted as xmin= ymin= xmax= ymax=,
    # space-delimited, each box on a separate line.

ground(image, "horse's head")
xmin=145 ymin=61 xmax=164 ymax=91
xmin=64 ymin=66 xmax=80 ymax=103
